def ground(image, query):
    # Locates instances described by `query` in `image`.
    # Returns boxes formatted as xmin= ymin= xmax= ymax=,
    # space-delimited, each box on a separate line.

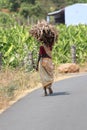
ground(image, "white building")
xmin=47 ymin=3 xmax=87 ymax=26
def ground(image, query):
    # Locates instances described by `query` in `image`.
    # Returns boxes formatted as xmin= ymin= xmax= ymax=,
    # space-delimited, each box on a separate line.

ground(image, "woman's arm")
xmin=36 ymin=45 xmax=47 ymax=71
xmin=36 ymin=54 xmax=41 ymax=71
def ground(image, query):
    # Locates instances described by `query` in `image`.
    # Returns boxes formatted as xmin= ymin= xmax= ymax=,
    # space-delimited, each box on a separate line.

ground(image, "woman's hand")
xmin=36 ymin=65 xmax=38 ymax=71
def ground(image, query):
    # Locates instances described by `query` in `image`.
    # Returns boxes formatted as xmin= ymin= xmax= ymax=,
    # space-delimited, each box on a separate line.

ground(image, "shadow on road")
xmin=50 ymin=91 xmax=70 ymax=96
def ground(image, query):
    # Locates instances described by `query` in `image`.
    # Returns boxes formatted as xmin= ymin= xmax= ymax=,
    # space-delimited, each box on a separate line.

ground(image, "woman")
xmin=36 ymin=44 xmax=54 ymax=96
xmin=30 ymin=20 xmax=58 ymax=96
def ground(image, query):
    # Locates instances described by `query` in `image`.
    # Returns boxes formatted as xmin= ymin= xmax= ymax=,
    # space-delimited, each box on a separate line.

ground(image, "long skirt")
xmin=39 ymin=58 xmax=54 ymax=88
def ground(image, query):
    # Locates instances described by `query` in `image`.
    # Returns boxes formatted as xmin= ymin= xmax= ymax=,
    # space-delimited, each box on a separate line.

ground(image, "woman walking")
xmin=36 ymin=44 xmax=54 ymax=96
xmin=30 ymin=20 xmax=58 ymax=96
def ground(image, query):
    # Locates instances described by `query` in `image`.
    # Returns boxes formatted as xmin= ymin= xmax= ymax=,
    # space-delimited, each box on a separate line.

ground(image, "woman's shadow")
xmin=49 ymin=91 xmax=70 ymax=96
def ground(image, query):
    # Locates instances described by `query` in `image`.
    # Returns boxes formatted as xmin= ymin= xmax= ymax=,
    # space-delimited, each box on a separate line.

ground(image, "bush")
xmin=20 ymin=7 xmax=29 ymax=18
xmin=0 ymin=12 xmax=13 ymax=25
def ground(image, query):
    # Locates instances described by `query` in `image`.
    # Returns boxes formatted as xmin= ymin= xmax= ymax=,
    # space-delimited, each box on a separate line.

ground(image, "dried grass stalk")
xmin=29 ymin=20 xmax=58 ymax=46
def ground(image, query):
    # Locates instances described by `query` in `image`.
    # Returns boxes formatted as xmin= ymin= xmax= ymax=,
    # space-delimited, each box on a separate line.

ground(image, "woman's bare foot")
xmin=48 ymin=87 xmax=53 ymax=94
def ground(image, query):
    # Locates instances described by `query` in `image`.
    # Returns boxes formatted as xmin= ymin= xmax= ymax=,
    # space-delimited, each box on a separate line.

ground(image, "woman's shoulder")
xmin=39 ymin=45 xmax=46 ymax=55
xmin=40 ymin=45 xmax=44 ymax=48
xmin=40 ymin=45 xmax=45 ymax=50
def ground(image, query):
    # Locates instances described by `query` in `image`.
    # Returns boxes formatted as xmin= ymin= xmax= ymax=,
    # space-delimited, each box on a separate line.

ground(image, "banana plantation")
xmin=0 ymin=24 xmax=87 ymax=70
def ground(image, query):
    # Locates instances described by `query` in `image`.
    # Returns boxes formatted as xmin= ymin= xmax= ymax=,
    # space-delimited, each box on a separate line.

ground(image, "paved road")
xmin=0 ymin=74 xmax=87 ymax=130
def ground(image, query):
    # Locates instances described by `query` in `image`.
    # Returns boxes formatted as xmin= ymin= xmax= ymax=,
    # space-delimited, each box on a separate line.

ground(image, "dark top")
xmin=39 ymin=45 xmax=52 ymax=56
xmin=39 ymin=46 xmax=46 ymax=55
xmin=36 ymin=45 xmax=52 ymax=68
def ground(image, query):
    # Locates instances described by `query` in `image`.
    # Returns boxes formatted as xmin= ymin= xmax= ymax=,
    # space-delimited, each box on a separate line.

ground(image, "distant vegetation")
xmin=0 ymin=0 xmax=87 ymax=24
xmin=0 ymin=24 xmax=87 ymax=70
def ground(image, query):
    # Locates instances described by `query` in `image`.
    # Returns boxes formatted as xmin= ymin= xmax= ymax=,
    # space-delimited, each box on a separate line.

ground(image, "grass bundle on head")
xmin=29 ymin=20 xmax=58 ymax=47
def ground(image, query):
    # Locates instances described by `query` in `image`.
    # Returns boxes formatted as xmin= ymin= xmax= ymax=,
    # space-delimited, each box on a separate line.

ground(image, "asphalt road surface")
xmin=0 ymin=73 xmax=87 ymax=130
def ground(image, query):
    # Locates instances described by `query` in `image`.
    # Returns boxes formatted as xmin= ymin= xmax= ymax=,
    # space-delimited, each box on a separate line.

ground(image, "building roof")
xmin=48 ymin=8 xmax=64 ymax=16
xmin=48 ymin=3 xmax=87 ymax=16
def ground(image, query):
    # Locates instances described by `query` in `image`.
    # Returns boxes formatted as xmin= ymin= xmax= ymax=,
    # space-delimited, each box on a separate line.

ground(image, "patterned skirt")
xmin=39 ymin=58 xmax=54 ymax=88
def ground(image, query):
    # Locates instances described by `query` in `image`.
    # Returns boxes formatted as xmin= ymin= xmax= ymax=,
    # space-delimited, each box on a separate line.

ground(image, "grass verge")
xmin=0 ymin=68 xmax=41 ymax=113
xmin=0 ymin=63 xmax=87 ymax=113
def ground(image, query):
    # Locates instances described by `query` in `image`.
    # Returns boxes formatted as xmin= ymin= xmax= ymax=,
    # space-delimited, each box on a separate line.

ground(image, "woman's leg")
xmin=43 ymin=83 xmax=53 ymax=96
xmin=43 ymin=86 xmax=47 ymax=96
xmin=48 ymin=83 xmax=53 ymax=94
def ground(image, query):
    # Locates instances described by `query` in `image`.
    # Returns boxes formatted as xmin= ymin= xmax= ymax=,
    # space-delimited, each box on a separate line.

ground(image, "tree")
xmin=20 ymin=2 xmax=47 ymax=19
xmin=20 ymin=0 xmax=35 ymax=4
xmin=8 ymin=0 xmax=36 ymax=12
xmin=0 ymin=0 xmax=9 ymax=9
xmin=8 ymin=0 xmax=21 ymax=12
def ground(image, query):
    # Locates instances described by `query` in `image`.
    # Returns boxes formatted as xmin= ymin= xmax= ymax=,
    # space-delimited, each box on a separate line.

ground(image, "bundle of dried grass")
xmin=29 ymin=20 xmax=58 ymax=46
